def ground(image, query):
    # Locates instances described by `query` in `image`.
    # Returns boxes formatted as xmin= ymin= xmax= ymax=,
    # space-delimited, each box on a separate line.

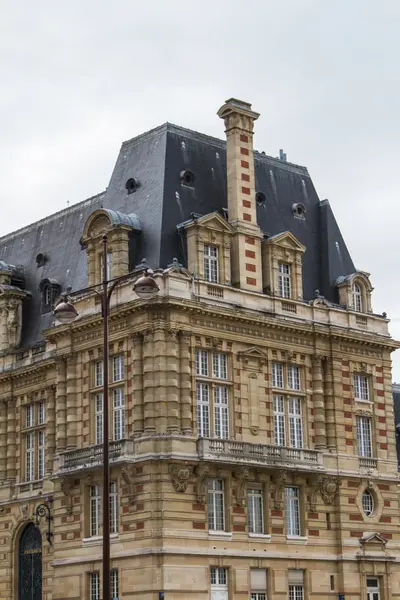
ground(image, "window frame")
xmin=354 ymin=374 xmax=369 ymax=402
xmin=88 ymin=481 xmax=118 ymax=538
xmin=352 ymin=282 xmax=363 ymax=312
xmin=89 ymin=572 xmax=100 ymax=600
xmin=23 ymin=402 xmax=46 ymax=482
xmin=195 ymin=349 xmax=231 ymax=440
xmin=277 ymin=262 xmax=291 ymax=298
xmin=356 ymin=415 xmax=373 ymax=458
xmin=204 ymin=244 xmax=219 ymax=283
xmin=362 ymin=489 xmax=374 ymax=517
xmin=248 ymin=486 xmax=265 ymax=534
xmin=208 ymin=478 xmax=225 ymax=532
xmin=285 ymin=486 xmax=302 ymax=537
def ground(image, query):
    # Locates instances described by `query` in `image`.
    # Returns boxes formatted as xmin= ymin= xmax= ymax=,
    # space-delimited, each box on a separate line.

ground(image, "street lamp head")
xmin=53 ymin=298 xmax=79 ymax=325
xmin=133 ymin=272 xmax=159 ymax=300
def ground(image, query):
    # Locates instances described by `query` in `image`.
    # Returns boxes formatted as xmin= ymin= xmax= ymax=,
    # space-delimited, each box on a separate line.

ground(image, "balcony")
xmin=59 ymin=439 xmax=134 ymax=472
xmin=197 ymin=438 xmax=324 ymax=471
xmin=359 ymin=457 xmax=378 ymax=471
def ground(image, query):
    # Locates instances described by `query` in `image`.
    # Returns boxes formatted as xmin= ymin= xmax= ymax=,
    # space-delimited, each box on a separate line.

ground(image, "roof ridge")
xmin=0 ymin=191 xmax=105 ymax=244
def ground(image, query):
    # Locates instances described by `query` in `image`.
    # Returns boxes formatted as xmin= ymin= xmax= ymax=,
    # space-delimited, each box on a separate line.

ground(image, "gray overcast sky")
xmin=1 ymin=1 xmax=400 ymax=377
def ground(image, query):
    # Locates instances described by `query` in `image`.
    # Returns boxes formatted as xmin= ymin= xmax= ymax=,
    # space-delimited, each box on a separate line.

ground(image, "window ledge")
xmin=208 ymin=530 xmax=232 ymax=538
xmin=286 ymin=535 xmax=308 ymax=543
xmin=248 ymin=533 xmax=272 ymax=540
xmin=355 ymin=399 xmax=372 ymax=404
xmin=82 ymin=533 xmax=119 ymax=545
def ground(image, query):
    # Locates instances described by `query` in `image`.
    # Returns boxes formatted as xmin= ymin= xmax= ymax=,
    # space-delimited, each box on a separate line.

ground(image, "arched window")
xmin=19 ymin=523 xmax=42 ymax=600
xmin=352 ymin=282 xmax=362 ymax=312
xmin=362 ymin=489 xmax=374 ymax=516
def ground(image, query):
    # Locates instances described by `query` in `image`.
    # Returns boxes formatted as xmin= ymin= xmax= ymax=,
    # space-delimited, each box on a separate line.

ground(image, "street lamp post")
xmin=54 ymin=234 xmax=159 ymax=600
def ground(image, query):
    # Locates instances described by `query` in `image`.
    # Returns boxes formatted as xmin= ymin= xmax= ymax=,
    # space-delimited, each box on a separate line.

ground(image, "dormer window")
xmin=43 ymin=285 xmax=52 ymax=306
xmin=278 ymin=263 xmax=291 ymax=298
xmin=204 ymin=245 xmax=219 ymax=283
xmin=352 ymin=283 xmax=362 ymax=312
xmin=39 ymin=279 xmax=61 ymax=313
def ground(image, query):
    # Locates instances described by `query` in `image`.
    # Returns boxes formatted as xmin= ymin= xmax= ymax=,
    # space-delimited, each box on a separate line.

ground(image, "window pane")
xmin=214 ymin=386 xmax=229 ymax=439
xmin=26 ymin=405 xmax=34 ymax=428
xmin=110 ymin=569 xmax=119 ymax=600
xmin=90 ymin=485 xmax=101 ymax=537
xmin=95 ymin=394 xmax=104 ymax=445
xmin=213 ymin=352 xmax=227 ymax=379
xmin=37 ymin=430 xmax=45 ymax=479
xmin=113 ymin=355 xmax=124 ymax=382
xmin=273 ymin=395 xmax=285 ymax=446
xmin=90 ymin=572 xmax=100 ymax=600
xmin=356 ymin=416 xmax=372 ymax=457
xmin=288 ymin=365 xmax=300 ymax=390
xmin=354 ymin=374 xmax=369 ymax=401
xmin=195 ymin=349 xmax=209 ymax=376
xmin=289 ymin=585 xmax=304 ymax=600
xmin=272 ymin=363 xmax=284 ymax=388
xmin=285 ymin=487 xmax=300 ymax=536
xmin=110 ymin=481 xmax=118 ymax=534
xmin=208 ymin=479 xmax=224 ymax=530
xmin=196 ymin=383 xmax=210 ymax=437
xmin=95 ymin=361 xmax=104 ymax=387
xmin=113 ymin=389 xmax=125 ymax=441
xmin=352 ymin=283 xmax=362 ymax=312
xmin=204 ymin=245 xmax=219 ymax=283
xmin=25 ymin=432 xmax=34 ymax=482
xmin=278 ymin=263 xmax=291 ymax=298
xmin=362 ymin=490 xmax=374 ymax=516
xmin=288 ymin=397 xmax=303 ymax=448
xmin=38 ymin=402 xmax=46 ymax=425
xmin=248 ymin=489 xmax=264 ymax=534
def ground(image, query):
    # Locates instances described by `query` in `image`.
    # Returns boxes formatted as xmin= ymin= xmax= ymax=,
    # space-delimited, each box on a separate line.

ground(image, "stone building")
xmin=0 ymin=98 xmax=398 ymax=600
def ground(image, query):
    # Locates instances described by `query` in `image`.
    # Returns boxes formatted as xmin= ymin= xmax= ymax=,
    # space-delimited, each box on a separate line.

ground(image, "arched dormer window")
xmin=352 ymin=282 xmax=362 ymax=312
xmin=336 ymin=272 xmax=373 ymax=314
xmin=39 ymin=279 xmax=61 ymax=314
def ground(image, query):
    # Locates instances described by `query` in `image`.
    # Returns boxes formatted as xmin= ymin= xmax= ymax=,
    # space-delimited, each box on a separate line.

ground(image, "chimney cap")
xmin=217 ymin=97 xmax=260 ymax=122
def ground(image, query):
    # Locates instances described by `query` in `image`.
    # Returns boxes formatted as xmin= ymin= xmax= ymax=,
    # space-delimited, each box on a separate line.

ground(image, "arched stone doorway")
xmin=18 ymin=523 xmax=42 ymax=600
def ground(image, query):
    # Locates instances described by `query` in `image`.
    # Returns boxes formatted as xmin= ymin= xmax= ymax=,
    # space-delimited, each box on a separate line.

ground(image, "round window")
xmin=362 ymin=489 xmax=374 ymax=516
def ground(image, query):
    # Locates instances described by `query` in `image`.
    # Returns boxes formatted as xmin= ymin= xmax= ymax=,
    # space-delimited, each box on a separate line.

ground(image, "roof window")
xmin=292 ymin=202 xmax=306 ymax=219
xmin=256 ymin=192 xmax=266 ymax=206
xmin=180 ymin=170 xmax=195 ymax=187
xmin=125 ymin=178 xmax=138 ymax=194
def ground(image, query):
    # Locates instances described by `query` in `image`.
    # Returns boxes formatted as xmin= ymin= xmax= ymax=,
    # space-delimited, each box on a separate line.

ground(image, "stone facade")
xmin=0 ymin=99 xmax=398 ymax=600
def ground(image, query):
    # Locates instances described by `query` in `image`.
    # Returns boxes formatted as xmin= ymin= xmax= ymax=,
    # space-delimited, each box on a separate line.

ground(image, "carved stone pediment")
xmin=238 ymin=347 xmax=268 ymax=369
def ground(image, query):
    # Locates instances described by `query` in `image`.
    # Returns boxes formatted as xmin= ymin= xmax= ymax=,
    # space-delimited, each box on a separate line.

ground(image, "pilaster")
xmin=166 ymin=329 xmax=179 ymax=434
xmin=180 ymin=331 xmax=193 ymax=435
xmin=143 ymin=329 xmax=156 ymax=434
xmin=66 ymin=354 xmax=77 ymax=449
xmin=312 ymin=355 xmax=326 ymax=449
xmin=46 ymin=385 xmax=56 ymax=475
xmin=0 ymin=401 xmax=7 ymax=481
xmin=132 ymin=333 xmax=144 ymax=437
xmin=324 ymin=357 xmax=336 ymax=451
xmin=56 ymin=357 xmax=67 ymax=451
xmin=6 ymin=399 xmax=16 ymax=482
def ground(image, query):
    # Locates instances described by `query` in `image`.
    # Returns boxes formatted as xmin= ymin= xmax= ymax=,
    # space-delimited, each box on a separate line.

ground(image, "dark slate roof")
xmin=0 ymin=122 xmax=356 ymax=347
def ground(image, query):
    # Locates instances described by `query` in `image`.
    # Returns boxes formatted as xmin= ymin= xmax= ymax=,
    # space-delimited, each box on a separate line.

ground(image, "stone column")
xmin=0 ymin=401 xmax=7 ymax=481
xmin=66 ymin=354 xmax=77 ymax=449
xmin=143 ymin=329 xmax=156 ymax=434
xmin=56 ymin=357 xmax=67 ymax=451
xmin=324 ymin=358 xmax=336 ymax=451
xmin=132 ymin=333 xmax=144 ymax=436
xmin=312 ymin=355 xmax=326 ymax=449
xmin=46 ymin=386 xmax=56 ymax=475
xmin=166 ymin=329 xmax=180 ymax=434
xmin=6 ymin=399 xmax=16 ymax=482
xmin=180 ymin=331 xmax=193 ymax=435
xmin=154 ymin=328 xmax=167 ymax=433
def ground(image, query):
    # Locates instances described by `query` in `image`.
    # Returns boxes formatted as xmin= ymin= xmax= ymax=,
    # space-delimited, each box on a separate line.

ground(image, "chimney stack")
xmin=218 ymin=98 xmax=263 ymax=292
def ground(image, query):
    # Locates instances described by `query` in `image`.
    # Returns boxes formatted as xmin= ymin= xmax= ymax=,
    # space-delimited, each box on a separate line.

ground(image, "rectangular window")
xmin=248 ymin=488 xmax=264 ymax=534
xmin=213 ymin=352 xmax=227 ymax=379
xmin=250 ymin=568 xmax=267 ymax=600
xmin=210 ymin=567 xmax=228 ymax=600
xmin=354 ymin=374 xmax=369 ymax=401
xmin=196 ymin=383 xmax=210 ymax=437
xmin=26 ymin=404 xmax=34 ymax=428
xmin=110 ymin=481 xmax=118 ymax=534
xmin=367 ymin=578 xmax=380 ymax=600
xmin=113 ymin=389 xmax=125 ymax=441
xmin=286 ymin=487 xmax=301 ymax=536
xmin=273 ymin=395 xmax=286 ymax=446
xmin=288 ymin=397 xmax=303 ymax=448
xmin=38 ymin=402 xmax=46 ymax=425
xmin=25 ymin=432 xmax=34 ymax=482
xmin=214 ymin=386 xmax=229 ymax=439
xmin=195 ymin=349 xmax=209 ymax=376
xmin=356 ymin=416 xmax=372 ymax=457
xmin=110 ymin=569 xmax=119 ymax=600
xmin=204 ymin=244 xmax=219 ymax=283
xmin=112 ymin=355 xmax=124 ymax=382
xmin=37 ymin=430 xmax=45 ymax=479
xmin=95 ymin=361 xmax=104 ymax=387
xmin=95 ymin=394 xmax=104 ymax=445
xmin=278 ymin=263 xmax=291 ymax=298
xmin=100 ymin=251 xmax=113 ymax=281
xmin=272 ymin=363 xmax=284 ymax=388
xmin=288 ymin=570 xmax=304 ymax=600
xmin=208 ymin=479 xmax=225 ymax=531
xmin=89 ymin=572 xmax=100 ymax=600
xmin=288 ymin=365 xmax=300 ymax=391
xmin=90 ymin=485 xmax=101 ymax=537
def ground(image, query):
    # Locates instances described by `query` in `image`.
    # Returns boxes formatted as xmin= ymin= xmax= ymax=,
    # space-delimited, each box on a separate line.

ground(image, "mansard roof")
xmin=0 ymin=122 xmax=356 ymax=347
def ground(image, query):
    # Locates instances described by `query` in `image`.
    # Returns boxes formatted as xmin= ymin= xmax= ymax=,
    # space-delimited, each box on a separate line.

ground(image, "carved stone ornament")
xmin=355 ymin=409 xmax=372 ymax=418
xmin=20 ymin=504 xmax=29 ymax=521
xmin=318 ymin=476 xmax=341 ymax=505
xmin=234 ymin=467 xmax=250 ymax=507
xmin=121 ymin=465 xmax=135 ymax=505
xmin=273 ymin=471 xmax=288 ymax=510
xmin=195 ymin=464 xmax=210 ymax=505
xmin=169 ymin=463 xmax=193 ymax=493
xmin=60 ymin=478 xmax=73 ymax=515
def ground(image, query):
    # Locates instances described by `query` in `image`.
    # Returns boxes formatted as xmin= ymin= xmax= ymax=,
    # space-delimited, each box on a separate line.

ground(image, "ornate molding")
xmin=318 ymin=475 xmax=341 ymax=505
xmin=60 ymin=478 xmax=73 ymax=515
xmin=195 ymin=464 xmax=210 ymax=505
xmin=169 ymin=463 xmax=192 ymax=493
xmin=234 ymin=467 xmax=250 ymax=507
xmin=121 ymin=465 xmax=135 ymax=505
xmin=272 ymin=471 xmax=288 ymax=510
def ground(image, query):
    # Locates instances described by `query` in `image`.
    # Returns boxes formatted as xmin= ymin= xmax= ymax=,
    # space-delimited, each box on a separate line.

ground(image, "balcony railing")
xmin=197 ymin=438 xmax=324 ymax=470
xmin=359 ymin=457 xmax=378 ymax=470
xmin=59 ymin=440 xmax=133 ymax=472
